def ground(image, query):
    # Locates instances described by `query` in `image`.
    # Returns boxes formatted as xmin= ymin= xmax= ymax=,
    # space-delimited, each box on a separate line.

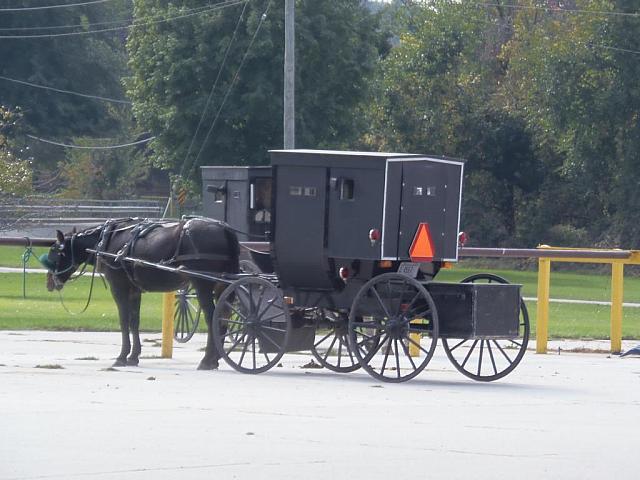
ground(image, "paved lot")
xmin=1 ymin=331 xmax=639 ymax=480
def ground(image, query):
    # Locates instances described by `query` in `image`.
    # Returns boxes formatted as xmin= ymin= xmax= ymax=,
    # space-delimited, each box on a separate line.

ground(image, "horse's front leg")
xmin=109 ymin=277 xmax=132 ymax=367
xmin=126 ymin=289 xmax=142 ymax=366
xmin=192 ymin=279 xmax=218 ymax=370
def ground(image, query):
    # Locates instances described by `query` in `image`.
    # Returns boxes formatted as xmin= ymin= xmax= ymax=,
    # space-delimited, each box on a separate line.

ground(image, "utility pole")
xmin=284 ymin=0 xmax=295 ymax=149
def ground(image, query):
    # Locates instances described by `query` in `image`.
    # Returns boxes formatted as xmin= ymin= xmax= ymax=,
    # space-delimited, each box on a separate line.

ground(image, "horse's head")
xmin=40 ymin=229 xmax=78 ymax=291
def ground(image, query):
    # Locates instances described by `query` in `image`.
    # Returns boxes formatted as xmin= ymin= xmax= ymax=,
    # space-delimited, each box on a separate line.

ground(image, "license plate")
xmin=398 ymin=262 xmax=420 ymax=278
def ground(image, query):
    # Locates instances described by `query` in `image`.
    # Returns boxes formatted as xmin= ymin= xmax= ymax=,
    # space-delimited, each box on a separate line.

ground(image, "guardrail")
xmin=460 ymin=246 xmax=634 ymax=354
xmin=0 ymin=198 xmax=164 ymax=228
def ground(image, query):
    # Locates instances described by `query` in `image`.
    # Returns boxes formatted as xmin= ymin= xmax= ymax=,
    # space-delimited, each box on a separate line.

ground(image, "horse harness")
xmin=96 ymin=217 xmax=231 ymax=291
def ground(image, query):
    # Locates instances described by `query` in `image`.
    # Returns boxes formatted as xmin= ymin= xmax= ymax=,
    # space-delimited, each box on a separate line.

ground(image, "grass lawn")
xmin=0 ymin=272 xmax=164 ymax=331
xmin=2 ymin=245 xmax=640 ymax=339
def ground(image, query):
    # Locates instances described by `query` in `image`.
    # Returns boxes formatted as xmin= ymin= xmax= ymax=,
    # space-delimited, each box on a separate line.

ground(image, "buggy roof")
xmin=269 ymin=149 xmax=465 ymax=169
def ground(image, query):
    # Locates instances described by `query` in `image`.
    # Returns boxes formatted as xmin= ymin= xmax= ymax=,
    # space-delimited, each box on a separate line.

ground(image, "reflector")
xmin=409 ymin=223 xmax=435 ymax=262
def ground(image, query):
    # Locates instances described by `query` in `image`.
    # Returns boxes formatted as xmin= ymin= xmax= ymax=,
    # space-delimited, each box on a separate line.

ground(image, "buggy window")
xmin=339 ymin=178 xmax=354 ymax=200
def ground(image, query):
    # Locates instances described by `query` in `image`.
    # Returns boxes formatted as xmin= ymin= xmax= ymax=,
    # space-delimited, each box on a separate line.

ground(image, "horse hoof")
xmin=197 ymin=359 xmax=219 ymax=370
xmin=126 ymin=358 xmax=139 ymax=367
xmin=113 ymin=359 xmax=127 ymax=367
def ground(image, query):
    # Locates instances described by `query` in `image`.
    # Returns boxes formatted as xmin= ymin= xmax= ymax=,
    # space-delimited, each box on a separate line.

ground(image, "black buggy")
xmin=200 ymin=150 xmax=528 ymax=383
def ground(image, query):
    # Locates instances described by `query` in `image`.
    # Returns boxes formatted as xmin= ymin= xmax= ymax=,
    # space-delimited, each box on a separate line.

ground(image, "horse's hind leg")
xmin=126 ymin=289 xmax=142 ymax=366
xmin=192 ymin=279 xmax=218 ymax=370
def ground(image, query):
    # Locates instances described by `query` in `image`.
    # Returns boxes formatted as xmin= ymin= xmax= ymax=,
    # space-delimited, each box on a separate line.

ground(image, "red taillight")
xmin=339 ymin=267 xmax=349 ymax=280
xmin=458 ymin=231 xmax=469 ymax=247
xmin=369 ymin=228 xmax=380 ymax=246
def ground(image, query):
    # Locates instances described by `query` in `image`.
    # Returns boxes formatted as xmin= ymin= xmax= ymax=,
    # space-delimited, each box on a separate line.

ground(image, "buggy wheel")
xmin=239 ymin=259 xmax=261 ymax=274
xmin=212 ymin=277 xmax=291 ymax=374
xmin=173 ymin=286 xmax=201 ymax=343
xmin=311 ymin=309 xmax=361 ymax=373
xmin=348 ymin=273 xmax=439 ymax=383
xmin=442 ymin=273 xmax=530 ymax=382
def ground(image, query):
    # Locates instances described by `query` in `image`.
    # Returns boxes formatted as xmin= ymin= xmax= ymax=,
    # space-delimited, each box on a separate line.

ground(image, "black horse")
xmin=40 ymin=217 xmax=239 ymax=369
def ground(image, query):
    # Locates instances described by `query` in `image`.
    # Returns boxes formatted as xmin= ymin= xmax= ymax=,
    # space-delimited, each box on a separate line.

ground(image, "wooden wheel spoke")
xmin=448 ymin=339 xmax=467 ymax=352
xmin=344 ymin=335 xmax=356 ymax=365
xmin=314 ymin=330 xmax=335 ymax=348
xmin=394 ymin=339 xmax=401 ymax=378
xmin=461 ymin=339 xmax=479 ymax=368
xmin=225 ymin=331 xmax=247 ymax=355
xmin=370 ymin=286 xmax=393 ymax=319
xmin=322 ymin=334 xmax=339 ymax=362
xmin=492 ymin=339 xmax=513 ymax=363
xmin=255 ymin=295 xmax=281 ymax=322
xmin=226 ymin=302 xmax=247 ymax=321
xmin=238 ymin=333 xmax=252 ymax=366
xmin=477 ymin=340 xmax=485 ymax=376
xmin=406 ymin=334 xmax=433 ymax=357
xmin=261 ymin=325 xmax=287 ymax=334
xmin=486 ymin=340 xmax=498 ymax=375
xmin=379 ymin=336 xmax=393 ymax=376
xmin=399 ymin=338 xmax=418 ymax=370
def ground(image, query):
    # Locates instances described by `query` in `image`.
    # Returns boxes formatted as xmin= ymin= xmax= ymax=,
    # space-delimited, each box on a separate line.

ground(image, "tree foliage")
xmin=126 ymin=0 xmax=384 ymax=178
xmin=0 ymin=106 xmax=32 ymax=196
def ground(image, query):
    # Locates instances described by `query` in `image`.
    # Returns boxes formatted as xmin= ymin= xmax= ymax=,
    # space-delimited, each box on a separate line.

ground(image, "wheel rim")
xmin=311 ymin=309 xmax=361 ymax=373
xmin=442 ymin=273 xmax=530 ymax=382
xmin=173 ymin=286 xmax=201 ymax=343
xmin=212 ymin=277 xmax=290 ymax=374
xmin=348 ymin=273 xmax=439 ymax=383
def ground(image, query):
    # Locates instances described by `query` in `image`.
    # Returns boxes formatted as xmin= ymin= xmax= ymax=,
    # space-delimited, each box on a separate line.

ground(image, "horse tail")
xmin=224 ymin=226 xmax=241 ymax=274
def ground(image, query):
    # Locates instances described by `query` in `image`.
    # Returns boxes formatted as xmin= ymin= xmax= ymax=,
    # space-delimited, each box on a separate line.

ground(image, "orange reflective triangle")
xmin=409 ymin=223 xmax=435 ymax=262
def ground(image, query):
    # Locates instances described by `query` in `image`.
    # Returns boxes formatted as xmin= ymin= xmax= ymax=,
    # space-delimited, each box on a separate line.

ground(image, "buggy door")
xmin=225 ymin=180 xmax=246 ymax=233
xmin=204 ymin=180 xmax=228 ymax=222
xmin=273 ymin=166 xmax=333 ymax=288
xmin=398 ymin=160 xmax=462 ymax=261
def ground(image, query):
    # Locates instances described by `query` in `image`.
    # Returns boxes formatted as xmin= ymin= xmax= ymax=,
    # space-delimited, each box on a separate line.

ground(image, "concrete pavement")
xmin=0 ymin=330 xmax=639 ymax=480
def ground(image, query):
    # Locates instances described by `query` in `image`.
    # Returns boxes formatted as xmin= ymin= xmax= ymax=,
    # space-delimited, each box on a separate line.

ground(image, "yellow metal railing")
xmin=535 ymin=247 xmax=640 ymax=354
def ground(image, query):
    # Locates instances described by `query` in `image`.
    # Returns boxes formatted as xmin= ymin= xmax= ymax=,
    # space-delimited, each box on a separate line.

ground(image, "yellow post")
xmin=536 ymin=258 xmax=551 ymax=354
xmin=409 ymin=332 xmax=420 ymax=357
xmin=408 ymin=318 xmax=420 ymax=356
xmin=161 ymin=292 xmax=175 ymax=359
xmin=610 ymin=262 xmax=624 ymax=354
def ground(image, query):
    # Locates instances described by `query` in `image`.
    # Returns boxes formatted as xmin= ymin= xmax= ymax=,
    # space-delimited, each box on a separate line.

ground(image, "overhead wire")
xmin=0 ymin=0 xmax=120 ymax=12
xmin=0 ymin=0 xmax=246 ymax=39
xmin=0 ymin=74 xmax=131 ymax=104
xmin=27 ymin=134 xmax=155 ymax=149
xmin=0 ymin=3 xmax=213 ymax=31
xmin=178 ymin=0 xmax=249 ymax=178
xmin=186 ymin=0 xmax=272 ymax=178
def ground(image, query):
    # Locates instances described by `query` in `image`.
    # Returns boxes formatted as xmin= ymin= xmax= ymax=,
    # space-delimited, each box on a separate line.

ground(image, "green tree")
xmin=502 ymin=0 xmax=640 ymax=247
xmin=0 ymin=0 xmax=132 ymax=169
xmin=126 ymin=0 xmax=384 ymax=179
xmin=366 ymin=1 xmax=540 ymax=246
xmin=0 ymin=107 xmax=32 ymax=196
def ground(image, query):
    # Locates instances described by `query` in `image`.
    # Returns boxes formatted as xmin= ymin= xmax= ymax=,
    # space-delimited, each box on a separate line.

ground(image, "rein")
xmin=52 ymin=220 xmax=119 ymax=315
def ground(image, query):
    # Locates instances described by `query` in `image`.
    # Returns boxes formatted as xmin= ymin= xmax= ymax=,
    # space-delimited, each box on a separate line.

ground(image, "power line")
xmin=0 ymin=0 xmax=120 ymax=12
xmin=0 ymin=0 xmax=246 ymax=39
xmin=0 ymin=74 xmax=131 ymax=104
xmin=187 ymin=0 xmax=272 ymax=177
xmin=179 ymin=0 xmax=249 ymax=178
xmin=593 ymin=44 xmax=640 ymax=55
xmin=27 ymin=134 xmax=155 ymax=150
xmin=0 ymin=3 xmax=213 ymax=31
